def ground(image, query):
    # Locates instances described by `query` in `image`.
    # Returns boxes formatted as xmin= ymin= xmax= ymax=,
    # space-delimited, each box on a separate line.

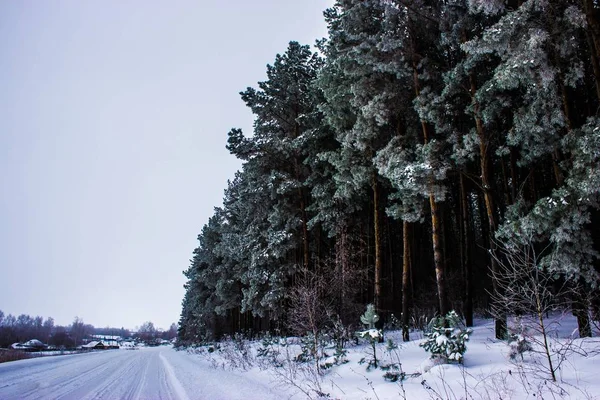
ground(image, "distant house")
xmin=81 ymin=341 xmax=107 ymax=350
xmin=90 ymin=335 xmax=121 ymax=349
xmin=121 ymin=341 xmax=138 ymax=350
xmin=11 ymin=339 xmax=47 ymax=352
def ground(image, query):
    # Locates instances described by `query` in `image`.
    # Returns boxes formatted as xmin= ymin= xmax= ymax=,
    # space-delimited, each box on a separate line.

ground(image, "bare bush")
xmin=215 ymin=333 xmax=254 ymax=371
xmin=0 ymin=349 xmax=33 ymax=364
xmin=266 ymin=342 xmax=329 ymax=400
xmin=490 ymin=235 xmax=580 ymax=382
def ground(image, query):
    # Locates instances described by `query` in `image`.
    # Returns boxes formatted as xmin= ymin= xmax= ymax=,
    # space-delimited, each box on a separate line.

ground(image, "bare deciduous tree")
xmin=490 ymin=235 xmax=581 ymax=382
xmin=288 ymin=269 xmax=332 ymax=375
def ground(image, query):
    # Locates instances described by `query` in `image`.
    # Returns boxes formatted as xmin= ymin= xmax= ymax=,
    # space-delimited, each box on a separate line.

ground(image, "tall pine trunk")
xmin=402 ymin=220 xmax=412 ymax=341
xmin=460 ymin=174 xmax=473 ymax=327
xmin=470 ymin=73 xmax=507 ymax=339
xmin=413 ymin=62 xmax=449 ymax=317
xmin=573 ymin=280 xmax=592 ymax=338
xmin=336 ymin=224 xmax=349 ymax=322
xmin=584 ymin=0 xmax=600 ymax=100
xmin=299 ymin=191 xmax=310 ymax=271
xmin=373 ymin=175 xmax=383 ymax=313
xmin=293 ymin=118 xmax=310 ymax=271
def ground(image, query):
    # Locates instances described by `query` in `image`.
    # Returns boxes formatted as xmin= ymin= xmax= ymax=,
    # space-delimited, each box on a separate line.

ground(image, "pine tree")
xmin=224 ymin=42 xmax=323 ymax=318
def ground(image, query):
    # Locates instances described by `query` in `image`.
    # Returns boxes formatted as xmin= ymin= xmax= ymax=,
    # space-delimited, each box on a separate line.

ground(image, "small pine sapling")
xmin=360 ymin=304 xmax=380 ymax=329
xmin=357 ymin=304 xmax=383 ymax=369
xmin=381 ymin=338 xmax=406 ymax=383
xmin=507 ymin=316 xmax=533 ymax=361
xmin=328 ymin=313 xmax=350 ymax=365
xmin=420 ymin=310 xmax=472 ymax=364
xmin=256 ymin=333 xmax=284 ymax=368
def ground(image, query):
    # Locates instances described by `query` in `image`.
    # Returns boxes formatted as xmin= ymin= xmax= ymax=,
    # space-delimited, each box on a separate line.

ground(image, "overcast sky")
xmin=0 ymin=1 xmax=331 ymax=331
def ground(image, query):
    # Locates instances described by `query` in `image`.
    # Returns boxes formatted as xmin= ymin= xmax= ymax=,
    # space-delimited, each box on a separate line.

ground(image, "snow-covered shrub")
xmin=420 ymin=310 xmax=471 ymax=364
xmin=507 ymin=316 xmax=533 ymax=361
xmin=357 ymin=304 xmax=383 ymax=369
xmin=328 ymin=313 xmax=353 ymax=362
xmin=382 ymin=367 xmax=406 ymax=382
xmin=218 ymin=333 xmax=254 ymax=370
xmin=508 ymin=333 xmax=533 ymax=361
xmin=380 ymin=338 xmax=406 ymax=383
xmin=332 ymin=336 xmax=348 ymax=366
xmin=262 ymin=337 xmax=329 ymax=399
xmin=357 ymin=327 xmax=383 ymax=341
xmin=357 ymin=327 xmax=383 ymax=369
xmin=256 ymin=333 xmax=285 ymax=368
xmin=296 ymin=332 xmax=329 ymax=363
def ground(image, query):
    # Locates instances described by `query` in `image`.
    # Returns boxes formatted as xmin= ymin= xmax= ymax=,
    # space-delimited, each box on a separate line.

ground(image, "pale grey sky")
xmin=0 ymin=1 xmax=331 ymax=330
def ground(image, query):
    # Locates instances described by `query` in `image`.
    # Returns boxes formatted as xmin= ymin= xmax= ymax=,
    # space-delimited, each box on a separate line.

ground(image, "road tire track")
xmin=159 ymin=351 xmax=190 ymax=400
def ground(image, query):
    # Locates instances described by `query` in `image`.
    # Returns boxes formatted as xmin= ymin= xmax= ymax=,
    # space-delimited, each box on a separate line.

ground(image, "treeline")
xmin=179 ymin=0 xmax=600 ymax=344
xmin=0 ymin=310 xmax=179 ymax=348
xmin=0 ymin=311 xmax=57 ymax=348
xmin=0 ymin=310 xmax=131 ymax=348
xmin=136 ymin=321 xmax=178 ymax=344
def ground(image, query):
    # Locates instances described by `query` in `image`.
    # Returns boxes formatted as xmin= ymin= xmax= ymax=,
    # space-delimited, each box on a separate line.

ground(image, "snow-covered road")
xmin=0 ymin=347 xmax=284 ymax=400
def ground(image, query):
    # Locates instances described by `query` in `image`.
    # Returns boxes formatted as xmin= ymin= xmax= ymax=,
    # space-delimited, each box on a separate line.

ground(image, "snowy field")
xmin=0 ymin=314 xmax=599 ymax=399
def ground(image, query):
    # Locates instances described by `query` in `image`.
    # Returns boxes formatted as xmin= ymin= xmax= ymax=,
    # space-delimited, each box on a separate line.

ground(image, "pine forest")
xmin=178 ymin=0 xmax=600 ymax=345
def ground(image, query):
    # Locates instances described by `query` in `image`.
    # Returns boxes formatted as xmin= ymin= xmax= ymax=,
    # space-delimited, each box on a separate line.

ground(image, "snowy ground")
xmin=186 ymin=313 xmax=600 ymax=400
xmin=0 ymin=314 xmax=599 ymax=399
